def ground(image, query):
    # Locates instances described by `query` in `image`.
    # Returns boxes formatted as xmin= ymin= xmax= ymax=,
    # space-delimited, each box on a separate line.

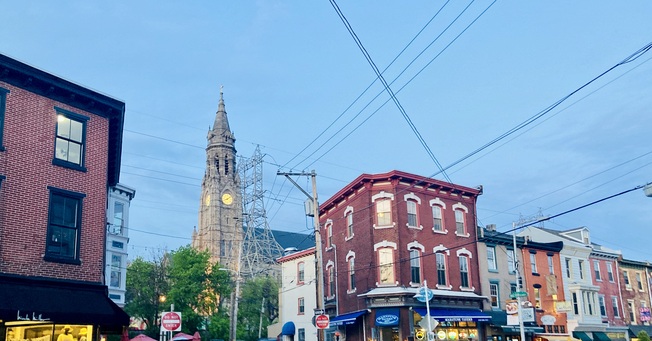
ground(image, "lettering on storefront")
xmin=16 ymin=310 xmax=51 ymax=321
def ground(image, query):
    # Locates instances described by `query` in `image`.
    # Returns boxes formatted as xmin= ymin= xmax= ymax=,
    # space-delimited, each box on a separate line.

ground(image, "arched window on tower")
xmin=225 ymin=157 xmax=229 ymax=175
xmin=215 ymin=158 xmax=220 ymax=176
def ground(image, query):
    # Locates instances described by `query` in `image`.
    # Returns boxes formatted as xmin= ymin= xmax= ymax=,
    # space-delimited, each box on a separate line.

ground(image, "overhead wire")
xmin=328 ymin=0 xmax=452 ymax=182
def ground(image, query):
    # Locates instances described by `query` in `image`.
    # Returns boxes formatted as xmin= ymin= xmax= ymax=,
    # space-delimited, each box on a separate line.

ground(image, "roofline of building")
xmin=276 ymin=247 xmax=315 ymax=263
xmin=320 ymin=170 xmax=483 ymax=212
xmin=0 ymin=53 xmax=125 ymax=186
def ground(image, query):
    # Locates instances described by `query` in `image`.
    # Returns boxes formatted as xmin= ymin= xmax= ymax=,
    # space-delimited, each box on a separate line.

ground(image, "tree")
xmin=125 ymin=253 xmax=169 ymax=338
xmin=167 ymin=246 xmax=232 ymax=334
xmin=237 ymin=276 xmax=280 ymax=341
xmin=638 ymin=331 xmax=651 ymax=341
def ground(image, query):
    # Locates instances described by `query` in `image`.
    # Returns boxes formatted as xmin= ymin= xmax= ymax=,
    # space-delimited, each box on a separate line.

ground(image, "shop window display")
xmin=5 ymin=325 xmax=92 ymax=341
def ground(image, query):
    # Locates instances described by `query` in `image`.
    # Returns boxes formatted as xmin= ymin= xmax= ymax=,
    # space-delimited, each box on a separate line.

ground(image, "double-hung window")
xmin=487 ymin=247 xmax=497 ymax=271
xmin=376 ymin=199 xmax=392 ymax=226
xmin=407 ymin=200 xmax=418 ymax=227
xmin=455 ymin=210 xmax=465 ymax=235
xmin=436 ymin=253 xmax=447 ymax=286
xmin=432 ymin=205 xmax=443 ymax=231
xmin=410 ymin=249 xmax=421 ymax=284
xmin=548 ymin=255 xmax=555 ymax=274
xmin=348 ymin=257 xmax=356 ymax=291
xmin=346 ymin=211 xmax=353 ymax=238
xmin=297 ymin=262 xmax=305 ymax=284
xmin=611 ymin=296 xmax=620 ymax=317
xmin=607 ymin=263 xmax=615 ymax=282
xmin=594 ymin=260 xmax=601 ymax=281
xmin=110 ymin=254 xmax=122 ymax=287
xmin=378 ymin=248 xmax=395 ymax=285
xmin=598 ymin=295 xmax=607 ymax=317
xmin=298 ymin=297 xmax=305 ymax=314
xmin=530 ymin=252 xmax=538 ymax=273
xmin=53 ymin=108 xmax=88 ymax=171
xmin=636 ymin=273 xmax=643 ymax=290
xmin=624 ymin=271 xmax=631 ymax=289
xmin=578 ymin=260 xmax=585 ymax=280
xmin=489 ymin=282 xmax=500 ymax=308
xmin=507 ymin=249 xmax=516 ymax=273
xmin=460 ymin=256 xmax=470 ymax=288
xmin=45 ymin=187 xmax=85 ymax=263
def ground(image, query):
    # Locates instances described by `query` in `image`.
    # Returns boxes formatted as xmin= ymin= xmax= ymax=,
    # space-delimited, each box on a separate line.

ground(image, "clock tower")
xmin=192 ymin=88 xmax=242 ymax=269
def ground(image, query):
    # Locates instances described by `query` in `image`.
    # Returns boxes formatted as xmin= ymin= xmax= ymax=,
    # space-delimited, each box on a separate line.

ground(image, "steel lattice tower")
xmin=237 ymin=145 xmax=283 ymax=279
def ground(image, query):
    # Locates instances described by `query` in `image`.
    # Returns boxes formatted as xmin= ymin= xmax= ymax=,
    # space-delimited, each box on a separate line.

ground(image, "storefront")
xmin=374 ymin=309 xmax=400 ymax=341
xmin=413 ymin=309 xmax=490 ymax=341
xmin=0 ymin=275 xmax=129 ymax=341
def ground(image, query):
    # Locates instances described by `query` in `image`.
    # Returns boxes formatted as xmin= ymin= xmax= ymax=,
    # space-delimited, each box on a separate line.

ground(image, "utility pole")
xmin=278 ymin=170 xmax=325 ymax=341
xmin=512 ymin=222 xmax=526 ymax=341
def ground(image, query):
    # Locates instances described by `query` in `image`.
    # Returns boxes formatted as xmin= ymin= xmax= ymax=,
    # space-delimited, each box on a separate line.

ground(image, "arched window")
xmin=297 ymin=261 xmax=305 ymax=285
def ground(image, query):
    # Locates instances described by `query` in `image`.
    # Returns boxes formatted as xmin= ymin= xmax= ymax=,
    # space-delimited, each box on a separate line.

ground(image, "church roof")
xmin=266 ymin=228 xmax=314 ymax=252
xmin=212 ymin=87 xmax=231 ymax=137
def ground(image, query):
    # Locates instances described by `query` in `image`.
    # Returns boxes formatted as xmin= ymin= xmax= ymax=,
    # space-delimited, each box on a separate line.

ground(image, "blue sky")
xmin=2 ymin=1 xmax=651 ymax=262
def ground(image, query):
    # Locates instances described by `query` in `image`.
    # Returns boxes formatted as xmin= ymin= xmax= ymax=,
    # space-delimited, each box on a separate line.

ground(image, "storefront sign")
xmin=554 ymin=301 xmax=572 ymax=312
xmin=375 ymin=309 xmax=399 ymax=326
xmin=16 ymin=310 xmax=50 ymax=321
xmin=540 ymin=315 xmax=556 ymax=325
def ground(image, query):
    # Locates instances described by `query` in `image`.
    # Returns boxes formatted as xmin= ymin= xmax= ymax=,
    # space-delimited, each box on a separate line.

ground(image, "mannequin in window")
xmin=78 ymin=329 xmax=87 ymax=341
xmin=57 ymin=326 xmax=74 ymax=341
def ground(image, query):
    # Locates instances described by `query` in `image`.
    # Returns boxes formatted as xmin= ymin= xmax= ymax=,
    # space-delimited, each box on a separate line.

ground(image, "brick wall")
xmin=0 ymin=81 xmax=109 ymax=283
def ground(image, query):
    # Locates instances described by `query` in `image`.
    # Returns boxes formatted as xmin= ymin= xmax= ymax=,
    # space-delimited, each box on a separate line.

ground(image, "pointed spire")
xmin=212 ymin=85 xmax=232 ymax=139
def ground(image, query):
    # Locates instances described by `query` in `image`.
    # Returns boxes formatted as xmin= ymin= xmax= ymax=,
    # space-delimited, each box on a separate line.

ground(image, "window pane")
xmin=55 ymin=138 xmax=69 ymax=160
xmin=68 ymin=142 xmax=81 ymax=164
xmin=57 ymin=116 xmax=71 ymax=138
xmin=377 ymin=199 xmax=392 ymax=226
xmin=69 ymin=119 xmax=83 ymax=142
xmin=432 ymin=206 xmax=443 ymax=231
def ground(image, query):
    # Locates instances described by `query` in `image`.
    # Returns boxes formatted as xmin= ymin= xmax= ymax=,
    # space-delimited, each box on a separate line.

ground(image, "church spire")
xmin=212 ymin=85 xmax=232 ymax=139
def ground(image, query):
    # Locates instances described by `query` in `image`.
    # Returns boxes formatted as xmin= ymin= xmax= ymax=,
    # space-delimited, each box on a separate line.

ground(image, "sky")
xmin=2 ymin=1 xmax=651 ymax=262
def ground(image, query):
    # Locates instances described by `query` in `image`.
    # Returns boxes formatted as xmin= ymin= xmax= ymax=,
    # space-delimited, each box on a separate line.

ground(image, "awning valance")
xmin=413 ymin=308 xmax=490 ymax=322
xmin=330 ymin=310 xmax=367 ymax=326
xmin=0 ymin=275 xmax=129 ymax=333
xmin=281 ymin=321 xmax=295 ymax=335
xmin=572 ymin=332 xmax=592 ymax=341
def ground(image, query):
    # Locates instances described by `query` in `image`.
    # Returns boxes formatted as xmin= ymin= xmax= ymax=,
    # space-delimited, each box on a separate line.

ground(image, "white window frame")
xmin=487 ymin=247 xmax=497 ymax=271
xmin=429 ymin=198 xmax=447 ymax=234
xmin=372 ymin=191 xmax=395 ymax=229
xmin=594 ymin=260 xmax=602 ymax=281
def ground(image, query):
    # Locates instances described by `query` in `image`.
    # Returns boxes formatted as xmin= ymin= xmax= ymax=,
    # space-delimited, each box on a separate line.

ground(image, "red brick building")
xmin=0 ymin=54 xmax=128 ymax=340
xmin=319 ymin=170 xmax=486 ymax=341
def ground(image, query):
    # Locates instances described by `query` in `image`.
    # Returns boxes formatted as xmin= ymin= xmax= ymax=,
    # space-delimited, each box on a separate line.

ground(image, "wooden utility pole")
xmin=278 ymin=170 xmax=325 ymax=341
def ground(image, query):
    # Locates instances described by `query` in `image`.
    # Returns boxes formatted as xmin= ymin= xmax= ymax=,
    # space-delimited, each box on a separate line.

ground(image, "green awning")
xmin=594 ymin=332 xmax=610 ymax=341
xmin=573 ymin=332 xmax=592 ymax=341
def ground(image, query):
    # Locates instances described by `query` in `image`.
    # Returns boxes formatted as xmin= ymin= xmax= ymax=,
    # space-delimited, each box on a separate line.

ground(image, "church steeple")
xmin=211 ymin=86 xmax=232 ymax=142
xmin=193 ymin=86 xmax=242 ymax=268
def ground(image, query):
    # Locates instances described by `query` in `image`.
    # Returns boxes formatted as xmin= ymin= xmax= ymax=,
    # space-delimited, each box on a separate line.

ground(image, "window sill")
xmin=407 ymin=224 xmax=423 ymax=230
xmin=52 ymin=158 xmax=87 ymax=172
xmin=374 ymin=223 xmax=395 ymax=229
xmin=43 ymin=255 xmax=81 ymax=265
xmin=532 ymin=272 xmax=541 ymax=277
xmin=455 ymin=232 xmax=470 ymax=238
xmin=347 ymin=288 xmax=357 ymax=294
xmin=460 ymin=286 xmax=476 ymax=292
xmin=488 ymin=269 xmax=499 ymax=273
xmin=345 ymin=234 xmax=354 ymax=241
xmin=432 ymin=229 xmax=448 ymax=234
xmin=436 ymin=284 xmax=452 ymax=290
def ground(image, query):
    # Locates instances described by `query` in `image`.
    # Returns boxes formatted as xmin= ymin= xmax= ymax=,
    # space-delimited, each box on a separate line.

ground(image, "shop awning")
xmin=572 ymin=332 xmax=592 ymax=341
xmin=281 ymin=322 xmax=295 ymax=336
xmin=330 ymin=310 xmax=367 ymax=326
xmin=629 ymin=326 xmax=652 ymax=338
xmin=0 ymin=275 xmax=128 ymax=333
xmin=414 ymin=308 xmax=491 ymax=322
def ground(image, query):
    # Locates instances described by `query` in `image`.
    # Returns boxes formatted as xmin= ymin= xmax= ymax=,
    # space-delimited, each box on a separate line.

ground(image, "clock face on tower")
xmin=221 ymin=193 xmax=233 ymax=205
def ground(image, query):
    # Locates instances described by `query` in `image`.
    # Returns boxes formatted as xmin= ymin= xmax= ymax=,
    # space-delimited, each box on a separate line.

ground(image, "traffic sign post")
xmin=161 ymin=311 xmax=182 ymax=332
xmin=315 ymin=314 xmax=330 ymax=329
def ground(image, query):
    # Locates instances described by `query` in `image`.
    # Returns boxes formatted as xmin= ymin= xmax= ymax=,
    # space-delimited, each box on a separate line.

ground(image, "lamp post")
xmin=157 ymin=295 xmax=167 ymax=341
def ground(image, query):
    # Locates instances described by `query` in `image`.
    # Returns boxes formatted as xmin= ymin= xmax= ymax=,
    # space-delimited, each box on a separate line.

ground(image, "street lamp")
xmin=157 ymin=295 xmax=167 ymax=341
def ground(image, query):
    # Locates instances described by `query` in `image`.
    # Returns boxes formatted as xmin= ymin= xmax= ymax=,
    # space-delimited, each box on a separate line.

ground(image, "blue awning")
xmin=281 ymin=321 xmax=295 ymax=335
xmin=375 ymin=308 xmax=400 ymax=326
xmin=413 ymin=308 xmax=490 ymax=322
xmin=330 ymin=310 xmax=367 ymax=326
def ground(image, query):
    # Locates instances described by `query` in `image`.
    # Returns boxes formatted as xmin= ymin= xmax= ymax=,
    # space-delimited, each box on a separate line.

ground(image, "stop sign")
xmin=161 ymin=311 xmax=182 ymax=331
xmin=315 ymin=314 xmax=330 ymax=329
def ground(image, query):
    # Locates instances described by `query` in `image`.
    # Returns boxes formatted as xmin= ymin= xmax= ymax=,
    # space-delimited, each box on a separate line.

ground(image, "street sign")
xmin=510 ymin=291 xmax=527 ymax=298
xmin=315 ymin=314 xmax=330 ymax=329
xmin=161 ymin=311 xmax=182 ymax=331
xmin=414 ymin=287 xmax=434 ymax=302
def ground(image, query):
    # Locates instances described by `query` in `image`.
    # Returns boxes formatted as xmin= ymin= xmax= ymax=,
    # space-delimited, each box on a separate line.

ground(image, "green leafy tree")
xmin=237 ymin=276 xmax=280 ymax=341
xmin=167 ymin=246 xmax=233 ymax=334
xmin=124 ymin=254 xmax=169 ymax=338
xmin=638 ymin=331 xmax=651 ymax=341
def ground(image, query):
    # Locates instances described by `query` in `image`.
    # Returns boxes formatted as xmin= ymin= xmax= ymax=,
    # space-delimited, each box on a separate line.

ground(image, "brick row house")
xmin=318 ymin=170 xmax=486 ymax=341
xmin=478 ymin=226 xmax=567 ymax=341
xmin=0 ymin=54 xmax=129 ymax=341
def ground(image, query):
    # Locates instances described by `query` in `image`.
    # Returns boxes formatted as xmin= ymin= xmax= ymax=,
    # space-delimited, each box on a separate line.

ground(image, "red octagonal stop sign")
xmin=315 ymin=314 xmax=330 ymax=329
xmin=161 ymin=311 xmax=182 ymax=331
